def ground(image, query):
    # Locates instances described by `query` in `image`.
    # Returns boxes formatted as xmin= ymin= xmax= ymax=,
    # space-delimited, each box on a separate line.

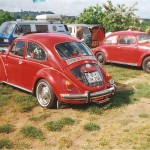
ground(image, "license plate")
xmin=85 ymin=71 xmax=102 ymax=83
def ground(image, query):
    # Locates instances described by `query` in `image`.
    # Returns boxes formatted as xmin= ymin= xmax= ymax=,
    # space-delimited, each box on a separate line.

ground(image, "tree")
xmin=76 ymin=4 xmax=104 ymax=25
xmin=0 ymin=10 xmax=15 ymax=25
xmin=75 ymin=0 xmax=139 ymax=32
xmin=102 ymin=0 xmax=138 ymax=32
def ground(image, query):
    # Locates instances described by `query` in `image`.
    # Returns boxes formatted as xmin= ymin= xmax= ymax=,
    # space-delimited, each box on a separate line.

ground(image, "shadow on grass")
xmin=71 ymin=83 xmax=135 ymax=115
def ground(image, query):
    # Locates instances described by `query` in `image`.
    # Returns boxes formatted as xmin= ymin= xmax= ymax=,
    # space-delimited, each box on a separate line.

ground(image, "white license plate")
xmin=85 ymin=71 xmax=102 ymax=83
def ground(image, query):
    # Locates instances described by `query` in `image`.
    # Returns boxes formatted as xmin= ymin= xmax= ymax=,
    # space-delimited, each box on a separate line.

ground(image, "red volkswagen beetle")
xmin=0 ymin=33 xmax=115 ymax=108
xmin=93 ymin=31 xmax=150 ymax=73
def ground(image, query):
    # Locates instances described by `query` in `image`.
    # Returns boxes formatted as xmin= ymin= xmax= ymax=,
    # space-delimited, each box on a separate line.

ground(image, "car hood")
xmin=0 ymin=33 xmax=10 ymax=38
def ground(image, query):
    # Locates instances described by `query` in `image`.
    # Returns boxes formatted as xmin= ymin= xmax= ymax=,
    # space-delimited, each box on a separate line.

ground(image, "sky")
xmin=0 ymin=0 xmax=150 ymax=19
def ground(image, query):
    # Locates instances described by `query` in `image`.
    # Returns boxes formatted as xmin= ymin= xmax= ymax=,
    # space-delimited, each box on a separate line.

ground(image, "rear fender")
xmin=32 ymin=68 xmax=79 ymax=99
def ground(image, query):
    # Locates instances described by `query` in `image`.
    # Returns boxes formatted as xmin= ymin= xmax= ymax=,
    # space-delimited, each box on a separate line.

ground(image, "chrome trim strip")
xmin=2 ymin=81 xmax=32 ymax=93
xmin=109 ymin=61 xmax=137 ymax=66
xmin=60 ymin=86 xmax=115 ymax=101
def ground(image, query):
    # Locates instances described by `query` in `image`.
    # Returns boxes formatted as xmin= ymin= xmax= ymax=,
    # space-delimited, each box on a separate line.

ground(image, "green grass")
xmin=29 ymin=113 xmax=50 ymax=122
xmin=45 ymin=117 xmax=75 ymax=131
xmin=0 ymin=123 xmax=14 ymax=134
xmin=20 ymin=126 xmax=45 ymax=140
xmin=0 ymin=139 xmax=13 ymax=149
xmin=0 ymin=85 xmax=13 ymax=107
xmin=103 ymin=64 xmax=142 ymax=82
xmin=139 ymin=113 xmax=150 ymax=118
xmin=14 ymin=94 xmax=37 ymax=112
xmin=84 ymin=122 xmax=100 ymax=131
xmin=134 ymin=82 xmax=150 ymax=99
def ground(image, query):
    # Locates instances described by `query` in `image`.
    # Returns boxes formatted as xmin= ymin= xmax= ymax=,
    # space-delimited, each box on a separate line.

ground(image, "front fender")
xmin=92 ymin=46 xmax=108 ymax=60
xmin=0 ymin=56 xmax=7 ymax=81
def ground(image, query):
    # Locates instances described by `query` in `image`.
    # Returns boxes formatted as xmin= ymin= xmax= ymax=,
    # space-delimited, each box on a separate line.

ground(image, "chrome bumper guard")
xmin=60 ymin=86 xmax=115 ymax=103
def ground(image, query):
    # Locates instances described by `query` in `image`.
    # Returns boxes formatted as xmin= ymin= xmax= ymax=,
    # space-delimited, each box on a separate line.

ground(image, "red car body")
xmin=93 ymin=31 xmax=150 ymax=73
xmin=0 ymin=33 xmax=115 ymax=108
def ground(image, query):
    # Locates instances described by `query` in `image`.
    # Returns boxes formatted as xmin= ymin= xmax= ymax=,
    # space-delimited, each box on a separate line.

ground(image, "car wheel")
xmin=96 ymin=52 xmax=106 ymax=65
xmin=36 ymin=79 xmax=57 ymax=108
xmin=142 ymin=56 xmax=150 ymax=73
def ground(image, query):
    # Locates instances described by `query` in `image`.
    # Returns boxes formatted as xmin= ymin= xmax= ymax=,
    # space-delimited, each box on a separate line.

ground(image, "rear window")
xmin=55 ymin=42 xmax=92 ymax=59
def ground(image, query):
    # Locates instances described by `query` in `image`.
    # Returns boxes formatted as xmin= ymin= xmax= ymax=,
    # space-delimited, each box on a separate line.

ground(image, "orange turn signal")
xmin=65 ymin=80 xmax=73 ymax=92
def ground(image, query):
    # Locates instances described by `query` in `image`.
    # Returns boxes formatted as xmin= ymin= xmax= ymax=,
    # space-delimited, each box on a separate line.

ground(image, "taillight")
xmin=106 ymin=73 xmax=114 ymax=85
xmin=65 ymin=80 xmax=73 ymax=92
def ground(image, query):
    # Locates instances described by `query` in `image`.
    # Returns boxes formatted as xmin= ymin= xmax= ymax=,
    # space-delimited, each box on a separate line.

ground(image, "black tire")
xmin=36 ymin=79 xmax=57 ymax=109
xmin=95 ymin=52 xmax=106 ymax=65
xmin=142 ymin=56 xmax=150 ymax=73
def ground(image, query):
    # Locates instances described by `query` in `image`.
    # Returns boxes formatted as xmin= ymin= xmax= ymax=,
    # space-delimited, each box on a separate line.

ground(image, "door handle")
xmin=19 ymin=60 xmax=23 ymax=64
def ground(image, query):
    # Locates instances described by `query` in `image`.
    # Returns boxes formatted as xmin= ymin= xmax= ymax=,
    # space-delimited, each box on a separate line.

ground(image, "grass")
xmin=103 ymin=64 xmax=143 ymax=82
xmin=58 ymin=137 xmax=73 ymax=149
xmin=134 ymin=82 xmax=150 ymax=99
xmin=13 ymin=94 xmax=37 ymax=112
xmin=139 ymin=113 xmax=150 ymax=118
xmin=0 ymin=139 xmax=13 ymax=149
xmin=44 ymin=117 xmax=75 ymax=131
xmin=20 ymin=126 xmax=45 ymax=140
xmin=29 ymin=113 xmax=50 ymax=122
xmin=83 ymin=122 xmax=100 ymax=131
xmin=0 ymin=123 xmax=14 ymax=134
xmin=0 ymin=65 xmax=149 ymax=149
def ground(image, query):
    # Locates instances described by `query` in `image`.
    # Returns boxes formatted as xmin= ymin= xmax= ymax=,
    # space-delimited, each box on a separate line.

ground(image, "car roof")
xmin=17 ymin=33 xmax=79 ymax=45
xmin=108 ymin=31 xmax=145 ymax=37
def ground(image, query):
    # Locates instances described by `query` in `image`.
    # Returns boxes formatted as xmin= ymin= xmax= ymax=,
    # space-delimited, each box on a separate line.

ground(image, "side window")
xmin=118 ymin=36 xmax=127 ymax=44
xmin=26 ymin=42 xmax=46 ymax=61
xmin=10 ymin=41 xmax=25 ymax=57
xmin=104 ymin=35 xmax=117 ymax=45
xmin=36 ymin=25 xmax=48 ymax=32
xmin=20 ymin=25 xmax=31 ymax=33
xmin=68 ymin=27 xmax=72 ymax=33
xmin=119 ymin=36 xmax=136 ymax=45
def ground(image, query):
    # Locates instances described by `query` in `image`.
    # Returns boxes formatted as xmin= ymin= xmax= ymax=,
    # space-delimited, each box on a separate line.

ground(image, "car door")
xmin=22 ymin=42 xmax=48 ymax=90
xmin=102 ymin=35 xmax=118 ymax=61
xmin=117 ymin=35 xmax=138 ymax=65
xmin=6 ymin=41 xmax=25 ymax=86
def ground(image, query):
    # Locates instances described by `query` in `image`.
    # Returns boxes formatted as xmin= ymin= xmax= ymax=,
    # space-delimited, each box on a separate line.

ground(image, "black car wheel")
xmin=142 ymin=56 xmax=150 ymax=73
xmin=96 ymin=52 xmax=106 ymax=65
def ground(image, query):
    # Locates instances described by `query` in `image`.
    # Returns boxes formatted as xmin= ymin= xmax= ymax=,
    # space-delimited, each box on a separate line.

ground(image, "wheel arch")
xmin=138 ymin=54 xmax=150 ymax=66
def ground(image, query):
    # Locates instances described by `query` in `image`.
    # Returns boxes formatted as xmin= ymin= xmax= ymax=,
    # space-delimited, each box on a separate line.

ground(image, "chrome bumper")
xmin=60 ymin=86 xmax=115 ymax=103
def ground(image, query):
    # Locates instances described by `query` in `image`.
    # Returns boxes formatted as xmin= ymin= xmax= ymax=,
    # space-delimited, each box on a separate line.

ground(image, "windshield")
xmin=0 ymin=22 xmax=16 ymax=34
xmin=55 ymin=42 xmax=92 ymax=59
xmin=137 ymin=34 xmax=150 ymax=44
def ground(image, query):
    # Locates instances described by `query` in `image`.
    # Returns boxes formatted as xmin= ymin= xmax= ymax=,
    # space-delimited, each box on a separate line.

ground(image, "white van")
xmin=67 ymin=24 xmax=92 ymax=47
xmin=0 ymin=14 xmax=70 ymax=47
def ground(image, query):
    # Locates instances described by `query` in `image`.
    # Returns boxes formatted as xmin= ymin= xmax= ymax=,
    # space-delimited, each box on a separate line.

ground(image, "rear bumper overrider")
xmin=60 ymin=86 xmax=116 ymax=103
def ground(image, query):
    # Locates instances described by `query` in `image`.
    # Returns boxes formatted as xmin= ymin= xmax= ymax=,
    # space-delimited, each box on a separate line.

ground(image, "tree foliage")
xmin=102 ymin=0 xmax=138 ymax=31
xmin=76 ymin=0 xmax=139 ymax=32
xmin=0 ymin=10 xmax=15 ymax=25
xmin=77 ymin=4 xmax=104 ymax=25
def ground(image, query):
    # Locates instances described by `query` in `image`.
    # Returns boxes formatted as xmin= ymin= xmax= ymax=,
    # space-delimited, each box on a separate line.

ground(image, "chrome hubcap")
xmin=37 ymin=82 xmax=51 ymax=106
xmin=147 ymin=61 xmax=150 ymax=69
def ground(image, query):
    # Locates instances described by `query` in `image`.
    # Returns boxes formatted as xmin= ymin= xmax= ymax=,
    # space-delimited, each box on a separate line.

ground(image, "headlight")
xmin=4 ymin=39 xmax=9 ymax=42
